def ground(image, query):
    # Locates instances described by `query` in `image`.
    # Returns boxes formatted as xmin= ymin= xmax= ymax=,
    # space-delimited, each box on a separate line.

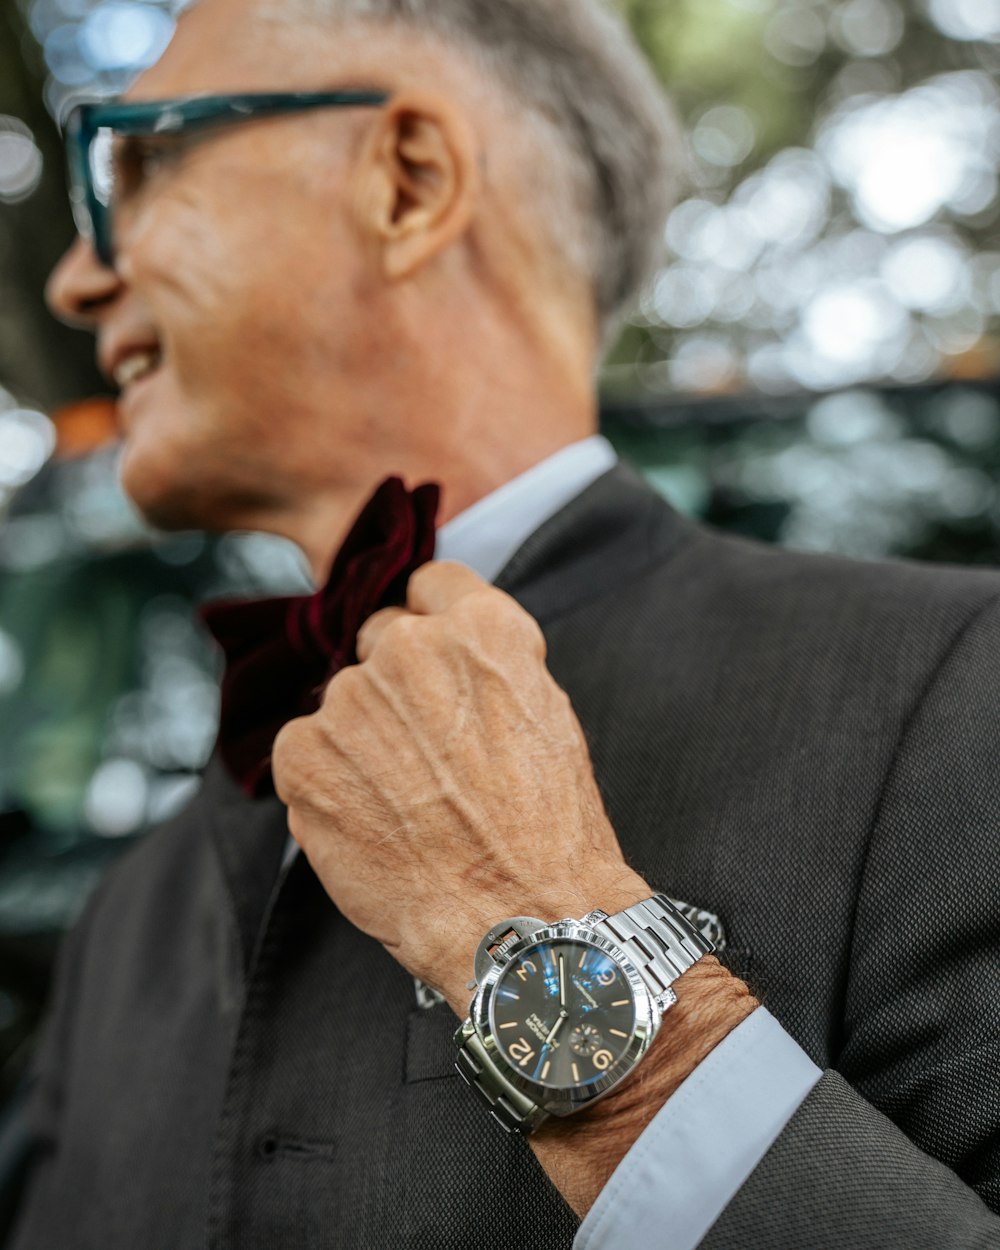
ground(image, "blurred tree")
xmin=606 ymin=0 xmax=1000 ymax=394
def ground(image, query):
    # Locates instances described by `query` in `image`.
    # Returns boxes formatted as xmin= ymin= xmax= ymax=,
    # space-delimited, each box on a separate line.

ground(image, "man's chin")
xmin=118 ymin=443 xmax=281 ymax=538
xmin=118 ymin=444 xmax=218 ymax=534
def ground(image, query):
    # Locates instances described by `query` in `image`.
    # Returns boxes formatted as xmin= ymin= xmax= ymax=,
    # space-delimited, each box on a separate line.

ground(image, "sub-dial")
xmin=569 ymin=1023 xmax=603 ymax=1057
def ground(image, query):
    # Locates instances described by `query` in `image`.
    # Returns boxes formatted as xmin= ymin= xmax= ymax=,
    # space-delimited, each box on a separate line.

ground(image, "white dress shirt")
xmin=287 ymin=435 xmax=822 ymax=1246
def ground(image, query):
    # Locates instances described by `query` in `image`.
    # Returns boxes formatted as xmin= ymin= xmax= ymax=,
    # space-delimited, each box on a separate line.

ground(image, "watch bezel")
xmin=470 ymin=921 xmax=661 ymax=1117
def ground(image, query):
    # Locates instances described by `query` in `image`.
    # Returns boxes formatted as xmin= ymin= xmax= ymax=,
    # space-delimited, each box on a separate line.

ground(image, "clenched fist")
xmin=271 ymin=561 xmax=649 ymax=1014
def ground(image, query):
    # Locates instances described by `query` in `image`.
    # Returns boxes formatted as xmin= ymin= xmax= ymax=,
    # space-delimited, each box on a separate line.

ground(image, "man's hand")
xmin=272 ymin=560 xmax=758 ymax=1218
xmin=271 ymin=561 xmax=649 ymax=1014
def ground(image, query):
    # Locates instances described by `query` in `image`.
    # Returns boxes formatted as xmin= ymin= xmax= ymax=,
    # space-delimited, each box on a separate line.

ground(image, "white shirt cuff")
xmin=574 ymin=1006 xmax=823 ymax=1250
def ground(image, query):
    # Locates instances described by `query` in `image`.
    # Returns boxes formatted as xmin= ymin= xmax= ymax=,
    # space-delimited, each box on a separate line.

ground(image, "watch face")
xmin=489 ymin=938 xmax=637 ymax=1089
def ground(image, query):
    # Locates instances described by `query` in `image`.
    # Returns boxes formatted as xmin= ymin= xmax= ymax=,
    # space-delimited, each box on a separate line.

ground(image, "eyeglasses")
xmin=63 ymin=91 xmax=391 ymax=268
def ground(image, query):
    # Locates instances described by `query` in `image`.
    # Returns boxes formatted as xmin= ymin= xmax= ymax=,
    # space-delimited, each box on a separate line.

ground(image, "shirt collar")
xmin=434 ymin=434 xmax=618 ymax=584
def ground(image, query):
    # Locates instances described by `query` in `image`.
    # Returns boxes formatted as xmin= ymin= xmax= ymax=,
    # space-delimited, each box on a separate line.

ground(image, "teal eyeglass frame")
xmin=64 ymin=91 xmax=391 ymax=267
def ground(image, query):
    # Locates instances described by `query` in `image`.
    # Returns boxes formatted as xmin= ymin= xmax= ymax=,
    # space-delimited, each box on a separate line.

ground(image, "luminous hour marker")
xmin=540 ymin=1059 xmax=551 ymax=1081
xmin=572 ymin=1062 xmax=581 ymax=1082
xmin=499 ymin=989 xmax=520 ymax=1000
xmin=609 ymin=1028 xmax=628 ymax=1038
xmin=610 ymin=999 xmax=629 ymax=1007
xmin=499 ymin=1022 xmax=518 ymax=1029
xmin=578 ymin=952 xmax=587 ymax=968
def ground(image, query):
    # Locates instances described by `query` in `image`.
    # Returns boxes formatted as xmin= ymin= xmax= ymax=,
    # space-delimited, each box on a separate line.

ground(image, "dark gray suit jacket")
xmin=7 ymin=463 xmax=1000 ymax=1248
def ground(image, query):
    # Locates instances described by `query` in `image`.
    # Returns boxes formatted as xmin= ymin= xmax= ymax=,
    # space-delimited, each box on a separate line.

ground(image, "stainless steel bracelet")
xmin=590 ymin=892 xmax=716 ymax=1002
xmin=454 ymin=1019 xmax=549 ymax=1134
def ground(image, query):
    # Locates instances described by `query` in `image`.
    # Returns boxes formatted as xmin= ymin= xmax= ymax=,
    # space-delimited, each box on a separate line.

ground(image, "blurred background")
xmin=0 ymin=0 xmax=999 ymax=1140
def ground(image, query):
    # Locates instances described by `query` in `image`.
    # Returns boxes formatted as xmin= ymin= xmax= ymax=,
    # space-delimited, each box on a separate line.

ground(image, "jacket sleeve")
xmin=699 ymin=593 xmax=1000 ymax=1249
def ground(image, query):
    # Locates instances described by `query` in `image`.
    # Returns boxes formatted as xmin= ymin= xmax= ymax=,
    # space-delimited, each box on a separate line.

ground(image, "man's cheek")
xmin=131 ymin=194 xmax=236 ymax=316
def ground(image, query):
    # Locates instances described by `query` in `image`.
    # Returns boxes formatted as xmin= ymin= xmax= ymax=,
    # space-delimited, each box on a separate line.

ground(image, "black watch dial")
xmin=490 ymin=938 xmax=637 ymax=1089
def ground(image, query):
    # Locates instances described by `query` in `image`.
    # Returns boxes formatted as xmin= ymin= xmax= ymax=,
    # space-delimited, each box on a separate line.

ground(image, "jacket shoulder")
xmin=647 ymin=512 xmax=1000 ymax=655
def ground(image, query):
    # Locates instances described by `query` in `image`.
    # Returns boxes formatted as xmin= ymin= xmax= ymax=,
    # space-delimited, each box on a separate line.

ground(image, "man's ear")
xmin=354 ymin=91 xmax=480 ymax=281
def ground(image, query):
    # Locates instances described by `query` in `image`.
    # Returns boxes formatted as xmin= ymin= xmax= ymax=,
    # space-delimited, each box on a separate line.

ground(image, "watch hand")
xmin=545 ymin=1009 xmax=569 ymax=1046
xmin=559 ymin=954 xmax=566 ymax=1007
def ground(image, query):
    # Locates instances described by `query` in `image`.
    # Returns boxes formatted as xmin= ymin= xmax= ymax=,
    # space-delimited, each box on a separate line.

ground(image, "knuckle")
xmin=408 ymin=561 xmax=438 ymax=590
xmin=370 ymin=614 xmax=424 ymax=674
xmin=515 ymin=608 xmax=547 ymax=657
xmin=451 ymin=586 xmax=497 ymax=628
xmin=384 ymin=612 xmax=421 ymax=646
xmin=406 ymin=561 xmax=442 ymax=604
xmin=354 ymin=615 xmax=379 ymax=654
xmin=429 ymin=559 xmax=472 ymax=580
xmin=322 ymin=663 xmax=364 ymax=706
xmin=471 ymin=590 xmax=545 ymax=654
xmin=409 ymin=560 xmax=485 ymax=612
xmin=270 ymin=719 xmax=303 ymax=797
xmin=358 ymin=604 xmax=402 ymax=643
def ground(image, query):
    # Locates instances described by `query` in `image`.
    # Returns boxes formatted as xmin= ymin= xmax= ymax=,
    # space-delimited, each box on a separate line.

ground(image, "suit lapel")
xmin=199 ymin=758 xmax=293 ymax=979
xmin=494 ymin=461 xmax=697 ymax=621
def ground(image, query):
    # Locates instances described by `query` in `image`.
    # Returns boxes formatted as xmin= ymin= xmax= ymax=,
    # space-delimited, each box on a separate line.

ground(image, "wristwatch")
xmin=453 ymin=893 xmax=716 ymax=1134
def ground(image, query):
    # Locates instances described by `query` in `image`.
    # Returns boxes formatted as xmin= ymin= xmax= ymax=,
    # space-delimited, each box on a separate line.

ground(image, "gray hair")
xmin=272 ymin=0 xmax=682 ymax=350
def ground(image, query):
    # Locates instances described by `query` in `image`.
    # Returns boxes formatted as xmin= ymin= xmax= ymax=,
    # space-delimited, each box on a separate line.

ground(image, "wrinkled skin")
xmin=272 ymin=561 xmax=650 ymax=1012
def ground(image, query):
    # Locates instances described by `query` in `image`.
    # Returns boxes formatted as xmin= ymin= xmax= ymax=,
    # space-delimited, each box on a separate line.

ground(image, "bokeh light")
xmin=0 ymin=408 xmax=57 ymax=491
xmin=78 ymin=3 xmax=175 ymax=71
xmin=29 ymin=0 xmax=182 ymax=113
xmin=0 ymin=630 xmax=26 ymax=698
xmin=830 ymin=0 xmax=905 ymax=58
xmin=83 ymin=756 xmax=148 ymax=836
xmin=625 ymin=11 xmax=1000 ymax=399
xmin=818 ymin=72 xmax=1000 ymax=233
xmin=0 ymin=118 xmax=44 ymax=203
xmin=927 ymin=0 xmax=1000 ymax=43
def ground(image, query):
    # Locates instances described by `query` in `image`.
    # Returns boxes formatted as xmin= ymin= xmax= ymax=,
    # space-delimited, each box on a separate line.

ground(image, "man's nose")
xmin=46 ymin=236 xmax=123 ymax=330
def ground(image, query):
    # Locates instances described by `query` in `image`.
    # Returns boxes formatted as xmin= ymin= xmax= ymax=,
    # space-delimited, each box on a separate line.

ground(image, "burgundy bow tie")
xmin=200 ymin=476 xmax=440 ymax=798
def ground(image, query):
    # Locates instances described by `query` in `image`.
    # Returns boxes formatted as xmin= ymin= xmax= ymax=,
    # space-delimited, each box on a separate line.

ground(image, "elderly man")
xmin=7 ymin=0 xmax=1000 ymax=1246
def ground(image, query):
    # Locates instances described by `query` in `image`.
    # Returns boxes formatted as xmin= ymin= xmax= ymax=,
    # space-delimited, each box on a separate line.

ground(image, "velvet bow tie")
xmin=200 ymin=476 xmax=440 ymax=798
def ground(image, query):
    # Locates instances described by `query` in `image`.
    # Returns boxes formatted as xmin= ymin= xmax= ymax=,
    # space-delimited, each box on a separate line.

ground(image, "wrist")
xmin=578 ymin=956 xmax=758 ymax=1117
xmin=437 ymin=864 xmax=653 ymax=1016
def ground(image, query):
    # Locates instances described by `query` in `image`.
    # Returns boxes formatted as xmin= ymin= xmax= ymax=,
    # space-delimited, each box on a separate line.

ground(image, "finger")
xmin=406 ymin=560 xmax=490 ymax=615
xmin=356 ymin=605 xmax=409 ymax=662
